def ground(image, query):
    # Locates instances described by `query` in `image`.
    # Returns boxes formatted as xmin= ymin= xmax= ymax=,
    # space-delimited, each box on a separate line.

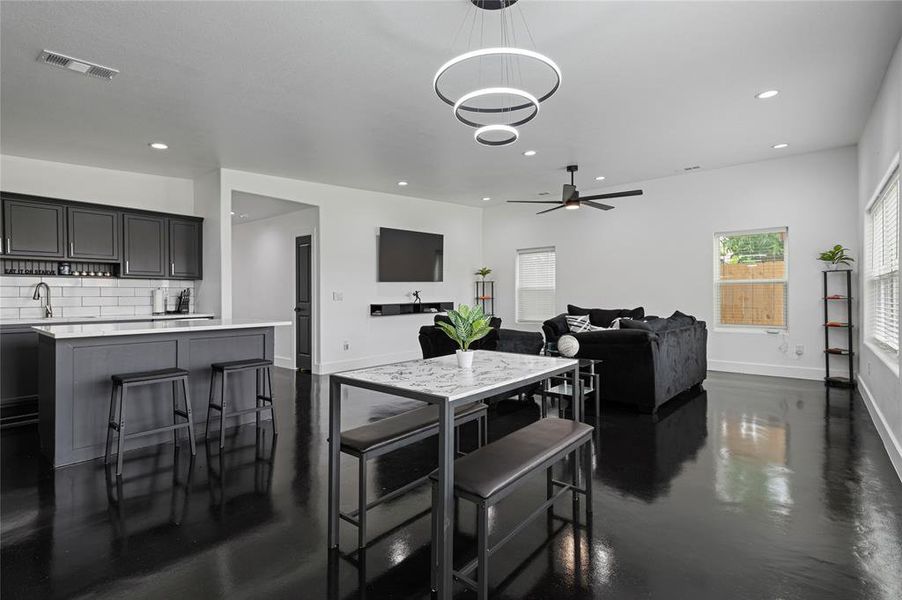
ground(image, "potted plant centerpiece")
xmin=436 ymin=304 xmax=493 ymax=369
xmin=818 ymin=245 xmax=854 ymax=270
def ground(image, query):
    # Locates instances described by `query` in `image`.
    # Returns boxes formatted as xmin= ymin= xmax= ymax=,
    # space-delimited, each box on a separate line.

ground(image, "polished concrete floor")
xmin=2 ymin=370 xmax=901 ymax=599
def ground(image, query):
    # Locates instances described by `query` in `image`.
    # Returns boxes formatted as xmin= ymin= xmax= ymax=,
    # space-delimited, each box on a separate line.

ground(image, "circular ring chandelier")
xmin=433 ymin=0 xmax=561 ymax=148
xmin=452 ymin=86 xmax=539 ymax=128
xmin=474 ymin=124 xmax=519 ymax=147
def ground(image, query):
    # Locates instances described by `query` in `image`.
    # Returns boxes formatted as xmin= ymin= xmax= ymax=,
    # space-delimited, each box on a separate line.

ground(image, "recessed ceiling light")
xmin=482 ymin=197 xmax=491 ymax=201
xmin=594 ymin=176 xmax=605 ymax=181
xmin=397 ymin=181 xmax=408 ymax=186
xmin=148 ymin=142 xmax=168 ymax=150
xmin=538 ymin=191 xmax=551 ymax=196
xmin=772 ymin=143 xmax=789 ymax=149
xmin=230 ymin=211 xmax=235 ymax=216
xmin=523 ymin=150 xmax=537 ymax=157
xmin=755 ymin=89 xmax=779 ymax=99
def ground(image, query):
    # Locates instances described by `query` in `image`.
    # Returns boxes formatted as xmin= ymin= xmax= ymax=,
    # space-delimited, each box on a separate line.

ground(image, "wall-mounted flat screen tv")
xmin=378 ymin=227 xmax=444 ymax=282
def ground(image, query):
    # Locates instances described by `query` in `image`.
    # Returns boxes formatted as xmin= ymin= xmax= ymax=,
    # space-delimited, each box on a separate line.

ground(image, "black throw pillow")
xmin=668 ymin=310 xmax=697 ymax=327
xmin=587 ymin=308 xmax=622 ymax=328
xmin=619 ymin=318 xmax=654 ymax=332
xmin=567 ymin=304 xmax=592 ymax=316
xmin=622 ymin=307 xmax=645 ymax=320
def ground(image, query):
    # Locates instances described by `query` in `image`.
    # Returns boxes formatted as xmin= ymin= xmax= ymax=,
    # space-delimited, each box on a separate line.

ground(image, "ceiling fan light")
xmin=564 ymin=202 xmax=580 ymax=210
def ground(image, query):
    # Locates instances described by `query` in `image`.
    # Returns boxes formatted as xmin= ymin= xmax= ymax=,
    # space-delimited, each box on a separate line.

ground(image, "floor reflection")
xmin=1 ymin=370 xmax=901 ymax=599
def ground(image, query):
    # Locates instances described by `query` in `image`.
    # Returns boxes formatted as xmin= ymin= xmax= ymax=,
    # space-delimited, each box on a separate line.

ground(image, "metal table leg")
xmin=328 ymin=378 xmax=341 ymax=549
xmin=436 ymin=401 xmax=454 ymax=599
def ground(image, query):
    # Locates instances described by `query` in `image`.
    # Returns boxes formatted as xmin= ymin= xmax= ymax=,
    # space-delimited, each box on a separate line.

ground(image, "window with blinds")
xmin=714 ymin=228 xmax=788 ymax=330
xmin=865 ymin=167 xmax=899 ymax=355
xmin=516 ymin=247 xmax=555 ymax=323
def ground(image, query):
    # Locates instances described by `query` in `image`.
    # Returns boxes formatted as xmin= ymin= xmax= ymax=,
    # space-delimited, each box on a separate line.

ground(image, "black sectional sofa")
xmin=542 ymin=306 xmax=707 ymax=413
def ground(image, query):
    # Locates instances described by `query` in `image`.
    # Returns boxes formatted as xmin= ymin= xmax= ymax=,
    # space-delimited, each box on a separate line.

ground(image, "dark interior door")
xmin=295 ymin=235 xmax=312 ymax=371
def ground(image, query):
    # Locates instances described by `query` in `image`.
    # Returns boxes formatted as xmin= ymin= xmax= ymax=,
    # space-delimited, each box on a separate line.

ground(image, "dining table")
xmin=327 ymin=349 xmax=580 ymax=599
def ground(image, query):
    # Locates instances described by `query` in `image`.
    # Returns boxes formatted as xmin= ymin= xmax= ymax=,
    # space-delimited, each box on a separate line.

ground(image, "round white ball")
xmin=557 ymin=335 xmax=580 ymax=357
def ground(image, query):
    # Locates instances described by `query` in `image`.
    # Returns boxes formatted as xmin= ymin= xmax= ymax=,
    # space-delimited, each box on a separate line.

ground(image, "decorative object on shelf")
xmin=475 ymin=267 xmax=492 ymax=280
xmin=436 ymin=304 xmax=493 ymax=368
xmin=557 ymin=334 xmax=579 ymax=358
xmin=818 ymin=244 xmax=854 ymax=270
xmin=412 ymin=290 xmax=422 ymax=305
xmin=507 ymin=164 xmax=643 ymax=215
xmin=433 ymin=0 xmax=560 ymax=147
xmin=823 ymin=268 xmax=855 ymax=388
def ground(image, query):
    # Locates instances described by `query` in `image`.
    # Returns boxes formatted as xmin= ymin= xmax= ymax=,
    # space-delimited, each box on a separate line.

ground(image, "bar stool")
xmin=105 ymin=367 xmax=197 ymax=476
xmin=205 ymin=359 xmax=277 ymax=448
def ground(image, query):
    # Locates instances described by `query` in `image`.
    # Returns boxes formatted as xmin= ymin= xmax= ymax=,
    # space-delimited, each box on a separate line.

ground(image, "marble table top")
xmin=333 ymin=350 xmax=578 ymax=402
xmin=33 ymin=318 xmax=291 ymax=339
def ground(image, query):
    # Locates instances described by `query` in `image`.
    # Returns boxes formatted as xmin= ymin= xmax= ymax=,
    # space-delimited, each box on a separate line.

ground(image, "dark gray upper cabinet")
xmin=67 ymin=206 xmax=120 ymax=261
xmin=168 ymin=218 xmax=202 ymax=279
xmin=122 ymin=213 xmax=167 ymax=278
xmin=2 ymin=198 xmax=66 ymax=258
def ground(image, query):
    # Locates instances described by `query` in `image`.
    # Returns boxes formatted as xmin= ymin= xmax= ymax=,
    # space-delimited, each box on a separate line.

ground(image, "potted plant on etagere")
xmin=818 ymin=245 xmax=854 ymax=270
xmin=437 ymin=304 xmax=493 ymax=368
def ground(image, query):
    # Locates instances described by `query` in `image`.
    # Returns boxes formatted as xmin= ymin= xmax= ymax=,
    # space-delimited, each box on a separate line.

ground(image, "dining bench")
xmin=338 ymin=401 xmax=488 ymax=549
xmin=429 ymin=417 xmax=594 ymax=599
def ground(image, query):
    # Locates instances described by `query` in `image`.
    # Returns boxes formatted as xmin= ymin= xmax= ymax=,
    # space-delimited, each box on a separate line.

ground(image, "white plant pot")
xmin=456 ymin=349 xmax=474 ymax=369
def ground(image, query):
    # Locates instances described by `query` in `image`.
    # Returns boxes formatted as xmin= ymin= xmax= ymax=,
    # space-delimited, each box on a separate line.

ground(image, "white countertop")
xmin=1 ymin=313 xmax=215 ymax=327
xmin=334 ymin=350 xmax=578 ymax=402
xmin=32 ymin=318 xmax=292 ymax=339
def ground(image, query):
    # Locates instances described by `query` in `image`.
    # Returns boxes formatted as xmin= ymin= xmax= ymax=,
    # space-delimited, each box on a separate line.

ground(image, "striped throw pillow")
xmin=566 ymin=314 xmax=605 ymax=333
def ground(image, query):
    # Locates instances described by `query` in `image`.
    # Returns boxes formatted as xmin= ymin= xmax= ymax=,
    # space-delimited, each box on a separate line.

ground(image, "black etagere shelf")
xmin=823 ymin=268 xmax=856 ymax=388
xmin=475 ymin=280 xmax=494 ymax=316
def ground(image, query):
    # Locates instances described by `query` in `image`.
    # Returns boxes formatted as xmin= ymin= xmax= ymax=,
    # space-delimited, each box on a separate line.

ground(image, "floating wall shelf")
xmin=370 ymin=302 xmax=454 ymax=317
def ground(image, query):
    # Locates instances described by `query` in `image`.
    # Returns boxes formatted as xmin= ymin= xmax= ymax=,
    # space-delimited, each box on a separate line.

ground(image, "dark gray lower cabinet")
xmin=168 ymin=218 xmax=202 ymax=279
xmin=2 ymin=198 xmax=66 ymax=258
xmin=122 ymin=213 xmax=167 ymax=278
xmin=67 ymin=206 xmax=120 ymax=261
xmin=0 ymin=326 xmax=39 ymax=426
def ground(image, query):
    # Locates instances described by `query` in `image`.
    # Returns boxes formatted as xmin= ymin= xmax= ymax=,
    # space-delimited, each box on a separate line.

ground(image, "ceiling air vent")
xmin=37 ymin=50 xmax=119 ymax=81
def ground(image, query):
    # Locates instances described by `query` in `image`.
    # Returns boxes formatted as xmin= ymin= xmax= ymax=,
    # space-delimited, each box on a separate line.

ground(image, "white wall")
xmin=232 ymin=207 xmax=318 ymax=369
xmin=193 ymin=169 xmax=224 ymax=317
xmin=483 ymin=146 xmax=859 ymax=381
xmin=857 ymin=36 xmax=902 ymax=480
xmin=217 ymin=169 xmax=483 ymax=374
xmin=0 ymin=154 xmax=194 ymax=215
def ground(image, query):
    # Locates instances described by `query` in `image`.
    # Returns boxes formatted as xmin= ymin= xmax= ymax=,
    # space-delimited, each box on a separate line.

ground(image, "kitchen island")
xmin=34 ymin=319 xmax=290 ymax=467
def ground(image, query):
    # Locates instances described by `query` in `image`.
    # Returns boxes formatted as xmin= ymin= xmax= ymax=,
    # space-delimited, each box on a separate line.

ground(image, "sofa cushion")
xmin=620 ymin=318 xmax=654 ymax=332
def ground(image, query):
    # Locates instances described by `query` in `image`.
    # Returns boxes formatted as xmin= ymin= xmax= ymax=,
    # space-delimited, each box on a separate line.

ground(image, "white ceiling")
xmin=231 ymin=191 xmax=314 ymax=224
xmin=1 ymin=1 xmax=900 ymax=207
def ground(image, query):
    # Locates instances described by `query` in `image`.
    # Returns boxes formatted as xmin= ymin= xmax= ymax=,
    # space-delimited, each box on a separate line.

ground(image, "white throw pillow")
xmin=566 ymin=314 xmax=606 ymax=333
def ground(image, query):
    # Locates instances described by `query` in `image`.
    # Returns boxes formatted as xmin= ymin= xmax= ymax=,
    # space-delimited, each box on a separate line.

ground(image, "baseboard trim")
xmin=708 ymin=359 xmax=823 ymax=380
xmin=274 ymin=355 xmax=294 ymax=370
xmin=857 ymin=376 xmax=902 ymax=483
xmin=316 ymin=350 xmax=421 ymax=375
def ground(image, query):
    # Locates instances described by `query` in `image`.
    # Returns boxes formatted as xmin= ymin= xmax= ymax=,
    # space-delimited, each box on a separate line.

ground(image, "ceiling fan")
xmin=507 ymin=165 xmax=643 ymax=214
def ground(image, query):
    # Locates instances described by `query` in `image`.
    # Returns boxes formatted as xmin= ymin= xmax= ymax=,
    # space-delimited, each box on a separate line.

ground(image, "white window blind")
xmin=866 ymin=167 xmax=899 ymax=354
xmin=516 ymin=247 xmax=555 ymax=323
xmin=714 ymin=228 xmax=788 ymax=330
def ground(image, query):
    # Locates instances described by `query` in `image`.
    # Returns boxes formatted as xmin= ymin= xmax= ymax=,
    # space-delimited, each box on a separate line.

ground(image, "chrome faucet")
xmin=33 ymin=282 xmax=53 ymax=318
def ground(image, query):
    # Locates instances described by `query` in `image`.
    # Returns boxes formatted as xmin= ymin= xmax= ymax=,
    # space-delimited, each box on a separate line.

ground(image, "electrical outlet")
xmin=795 ymin=344 xmax=804 ymax=357
xmin=332 ymin=291 xmax=343 ymax=301
xmin=342 ymin=340 xmax=350 ymax=351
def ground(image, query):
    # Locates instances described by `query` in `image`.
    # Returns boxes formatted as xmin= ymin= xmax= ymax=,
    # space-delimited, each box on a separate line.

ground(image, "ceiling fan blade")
xmin=537 ymin=205 xmax=566 ymax=215
xmin=580 ymin=189 xmax=644 ymax=201
xmin=583 ymin=200 xmax=615 ymax=211
xmin=507 ymin=200 xmax=565 ymax=204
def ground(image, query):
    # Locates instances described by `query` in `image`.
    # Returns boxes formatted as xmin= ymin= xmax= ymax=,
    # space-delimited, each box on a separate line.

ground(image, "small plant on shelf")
xmin=437 ymin=304 xmax=493 ymax=368
xmin=475 ymin=267 xmax=492 ymax=280
xmin=818 ymin=245 xmax=854 ymax=269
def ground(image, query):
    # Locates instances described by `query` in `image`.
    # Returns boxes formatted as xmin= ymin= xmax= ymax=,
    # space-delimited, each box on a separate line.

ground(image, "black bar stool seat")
xmin=105 ymin=368 xmax=197 ymax=476
xmin=205 ymin=358 xmax=277 ymax=448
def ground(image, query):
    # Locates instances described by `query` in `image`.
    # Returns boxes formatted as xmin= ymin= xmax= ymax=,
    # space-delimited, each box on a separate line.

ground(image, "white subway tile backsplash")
xmin=101 ymin=288 xmax=135 ymax=297
xmin=0 ymin=277 xmax=198 ymax=321
xmin=62 ymin=287 xmax=101 ymax=297
xmin=80 ymin=297 xmax=121 ymax=307
xmin=117 ymin=296 xmax=153 ymax=306
xmin=60 ymin=306 xmax=102 ymax=317
xmin=100 ymin=306 xmax=136 ymax=316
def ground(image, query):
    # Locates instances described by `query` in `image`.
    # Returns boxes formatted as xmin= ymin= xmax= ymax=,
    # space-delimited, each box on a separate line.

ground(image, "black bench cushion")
xmin=341 ymin=402 xmax=486 ymax=454
xmin=111 ymin=367 xmax=189 ymax=384
xmin=435 ymin=418 xmax=593 ymax=499
xmin=211 ymin=358 xmax=273 ymax=371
